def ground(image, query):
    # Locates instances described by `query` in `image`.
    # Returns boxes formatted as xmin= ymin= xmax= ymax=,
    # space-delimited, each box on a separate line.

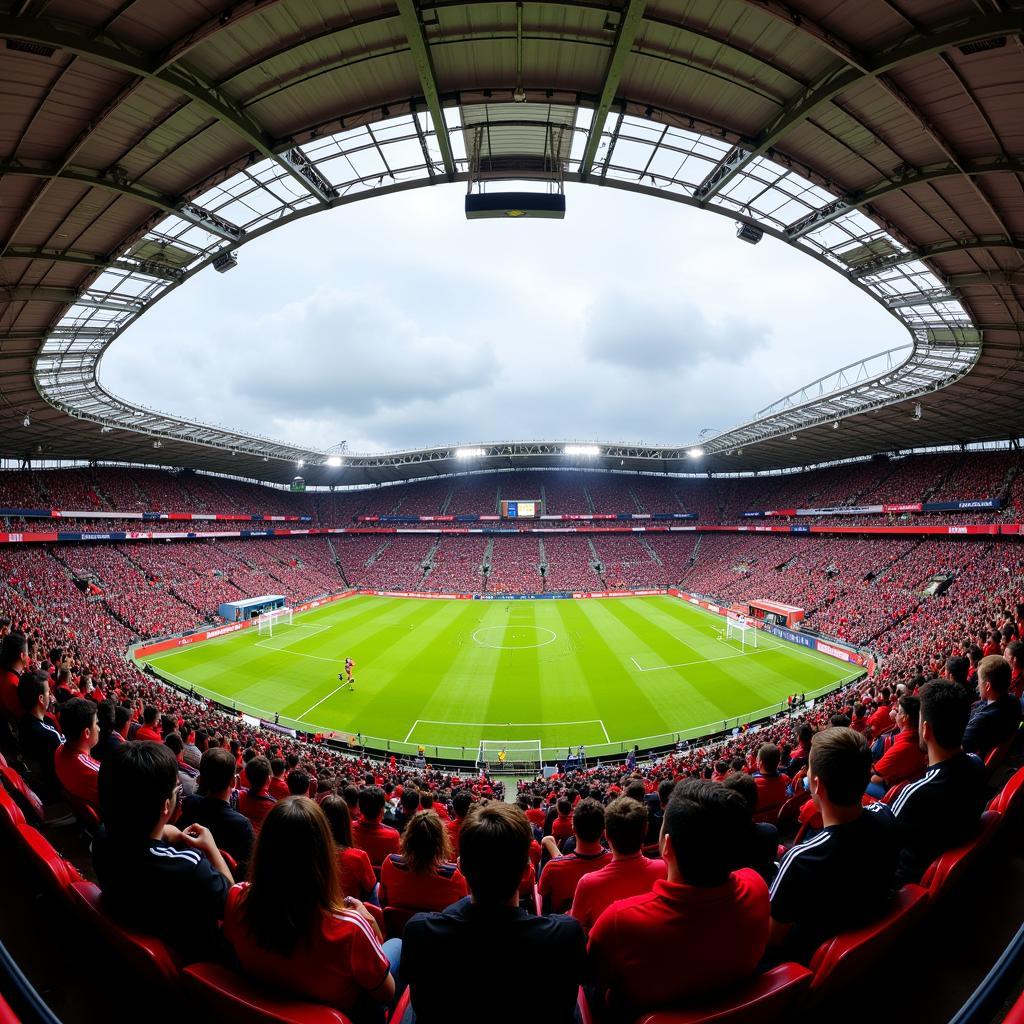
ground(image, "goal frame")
xmin=477 ymin=739 xmax=542 ymax=773
xmin=725 ymin=617 xmax=758 ymax=650
xmin=256 ymin=606 xmax=293 ymax=637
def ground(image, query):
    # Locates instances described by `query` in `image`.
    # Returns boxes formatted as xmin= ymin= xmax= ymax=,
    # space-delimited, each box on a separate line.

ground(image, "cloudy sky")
xmin=103 ymin=183 xmax=907 ymax=455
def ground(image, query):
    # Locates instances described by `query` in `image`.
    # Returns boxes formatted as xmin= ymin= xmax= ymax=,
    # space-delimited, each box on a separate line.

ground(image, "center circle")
xmin=471 ymin=625 xmax=558 ymax=650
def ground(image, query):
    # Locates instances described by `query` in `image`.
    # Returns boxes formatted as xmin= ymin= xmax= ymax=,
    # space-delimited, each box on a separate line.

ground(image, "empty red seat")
xmin=920 ymin=810 xmax=1001 ymax=899
xmin=0 ymin=991 xmax=18 ymax=1024
xmin=182 ymin=962 xmax=354 ymax=1024
xmin=63 ymin=792 xmax=101 ymax=834
xmin=67 ymin=880 xmax=182 ymax=986
xmin=807 ymin=885 xmax=928 ymax=999
xmin=0 ymin=787 xmax=25 ymax=833
xmin=989 ymin=766 xmax=1024 ymax=816
xmin=0 ymin=765 xmax=44 ymax=826
xmin=15 ymin=824 xmax=79 ymax=893
xmin=630 ymin=962 xmax=813 ymax=1023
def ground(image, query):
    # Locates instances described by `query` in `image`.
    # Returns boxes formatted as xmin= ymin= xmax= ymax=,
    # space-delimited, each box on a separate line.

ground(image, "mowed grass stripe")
xmin=138 ymin=594 xmax=857 ymax=754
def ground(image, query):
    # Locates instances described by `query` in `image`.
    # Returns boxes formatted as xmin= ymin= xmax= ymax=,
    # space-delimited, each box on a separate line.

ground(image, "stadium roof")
xmin=0 ymin=0 xmax=1021 ymax=487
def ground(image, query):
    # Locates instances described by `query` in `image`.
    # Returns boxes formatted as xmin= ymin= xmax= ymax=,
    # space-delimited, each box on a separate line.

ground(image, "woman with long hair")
xmin=322 ymin=794 xmax=376 ymax=901
xmin=379 ymin=810 xmax=467 ymax=913
xmin=223 ymin=796 xmax=399 ymax=1022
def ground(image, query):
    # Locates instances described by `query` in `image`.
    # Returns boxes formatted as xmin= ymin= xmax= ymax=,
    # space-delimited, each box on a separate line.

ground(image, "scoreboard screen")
xmin=501 ymin=499 xmax=542 ymax=519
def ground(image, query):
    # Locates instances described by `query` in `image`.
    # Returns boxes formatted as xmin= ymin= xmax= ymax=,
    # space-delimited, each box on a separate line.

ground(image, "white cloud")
xmin=103 ymin=183 xmax=906 ymax=452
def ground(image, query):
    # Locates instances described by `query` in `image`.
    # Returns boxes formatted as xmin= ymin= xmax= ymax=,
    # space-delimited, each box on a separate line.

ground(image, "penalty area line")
xmin=299 ymin=680 xmax=351 ymax=719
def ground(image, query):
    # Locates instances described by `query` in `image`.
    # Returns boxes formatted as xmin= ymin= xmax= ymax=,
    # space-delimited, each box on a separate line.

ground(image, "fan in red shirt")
xmin=54 ymin=697 xmax=101 ymax=812
xmin=525 ymin=795 xmax=547 ymax=830
xmin=134 ymin=704 xmax=163 ymax=744
xmin=550 ymin=797 xmax=575 ymax=849
xmin=866 ymin=690 xmax=894 ymax=737
xmin=571 ymin=796 xmax=666 ymax=933
xmin=539 ymin=798 xmax=611 ymax=914
xmin=380 ymin=810 xmax=468 ymax=915
xmin=1007 ymin=641 xmax=1024 ymax=700
xmin=588 ymin=780 xmax=769 ymax=1019
xmin=237 ymin=756 xmax=278 ymax=831
xmin=867 ymin=694 xmax=927 ymax=798
xmin=351 ymin=786 xmax=400 ymax=866
xmin=445 ymin=789 xmax=474 ymax=856
xmin=223 ymin=797 xmax=398 ymax=1021
xmin=752 ymin=743 xmax=790 ymax=815
xmin=268 ymin=757 xmax=290 ymax=800
xmin=0 ymin=631 xmax=29 ymax=722
xmin=321 ymin=796 xmax=377 ymax=901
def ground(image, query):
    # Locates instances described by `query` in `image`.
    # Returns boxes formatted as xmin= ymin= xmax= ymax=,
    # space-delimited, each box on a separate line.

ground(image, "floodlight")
xmin=456 ymin=447 xmax=486 ymax=458
xmin=297 ymin=459 xmax=305 ymax=468
xmin=564 ymin=445 xmax=600 ymax=456
xmin=326 ymin=456 xmax=343 ymax=467
xmin=912 ymin=402 xmax=923 ymax=420
xmin=687 ymin=447 xmax=705 ymax=458
xmin=833 ymin=421 xmax=840 ymax=430
xmin=22 ymin=414 xmax=30 ymax=427
xmin=790 ymin=435 xmax=797 ymax=441
xmin=153 ymin=440 xmax=162 ymax=448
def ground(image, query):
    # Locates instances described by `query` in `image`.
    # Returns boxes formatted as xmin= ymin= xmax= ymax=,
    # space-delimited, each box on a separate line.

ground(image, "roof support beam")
xmin=691 ymin=8 xmax=1023 ymax=202
xmin=579 ymin=0 xmax=648 ymax=179
xmin=393 ymin=0 xmax=456 ymax=180
xmin=0 ymin=13 xmax=336 ymax=206
xmin=784 ymin=157 xmax=1024 ymax=239
xmin=850 ymin=236 xmax=1024 ymax=278
xmin=3 ymin=246 xmax=188 ymax=282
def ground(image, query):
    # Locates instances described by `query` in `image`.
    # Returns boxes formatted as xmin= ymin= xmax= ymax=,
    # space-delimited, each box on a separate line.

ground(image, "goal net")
xmin=477 ymin=739 xmax=542 ymax=773
xmin=256 ymin=607 xmax=293 ymax=637
xmin=725 ymin=617 xmax=758 ymax=649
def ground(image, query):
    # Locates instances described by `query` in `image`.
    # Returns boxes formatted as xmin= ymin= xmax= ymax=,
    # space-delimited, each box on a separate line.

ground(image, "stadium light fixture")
xmin=326 ymin=456 xmax=343 ymax=467
xmin=833 ymin=421 xmax=840 ymax=430
xmin=564 ymin=445 xmax=600 ymax=456
xmin=455 ymin=447 xmax=486 ymax=459
xmin=297 ymin=459 xmax=305 ymax=468
xmin=687 ymin=447 xmax=705 ymax=459
xmin=790 ymin=435 xmax=797 ymax=441
xmin=913 ymin=402 xmax=923 ymax=420
xmin=22 ymin=414 xmax=30 ymax=427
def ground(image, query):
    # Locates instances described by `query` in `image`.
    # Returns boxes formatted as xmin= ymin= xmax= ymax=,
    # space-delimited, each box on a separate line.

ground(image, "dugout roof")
xmin=0 ymin=0 xmax=1021 ymax=486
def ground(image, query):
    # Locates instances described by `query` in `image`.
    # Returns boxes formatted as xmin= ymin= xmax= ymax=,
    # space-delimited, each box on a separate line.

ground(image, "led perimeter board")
xmin=501 ymin=499 xmax=542 ymax=519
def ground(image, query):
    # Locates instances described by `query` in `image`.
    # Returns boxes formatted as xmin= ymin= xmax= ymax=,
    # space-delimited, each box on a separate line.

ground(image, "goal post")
xmin=256 ymin=606 xmax=293 ymax=637
xmin=725 ymin=617 xmax=758 ymax=650
xmin=477 ymin=739 xmax=542 ymax=773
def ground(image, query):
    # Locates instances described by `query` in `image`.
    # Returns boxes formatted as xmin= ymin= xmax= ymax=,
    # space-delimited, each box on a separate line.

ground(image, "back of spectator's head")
xmin=809 ymin=727 xmax=870 ymax=807
xmin=400 ymin=787 xmax=420 ymax=814
xmin=419 ymin=791 xmax=434 ymax=811
xmin=60 ymin=697 xmax=97 ymax=747
xmin=898 ymin=694 xmax=920 ymax=728
xmin=96 ymin=699 xmax=115 ymax=734
xmin=199 ymin=746 xmax=237 ymax=795
xmin=829 ymin=713 xmax=852 ymax=728
xmin=979 ymin=654 xmax=1011 ymax=696
xmin=452 ymin=788 xmax=474 ymax=818
xmin=99 ymin=741 xmax=178 ymax=840
xmin=243 ymin=797 xmax=340 ymax=956
xmin=114 ymin=704 xmax=131 ymax=734
xmin=919 ymin=679 xmax=971 ymax=751
xmin=270 ymin=757 xmax=285 ymax=777
xmin=320 ymin=794 xmax=353 ymax=849
xmin=720 ymin=771 xmax=758 ymax=816
xmin=358 ymin=785 xmax=386 ymax=821
xmin=945 ymin=656 xmax=970 ymax=687
xmin=624 ymin=781 xmax=646 ymax=803
xmin=1 ymin=632 xmax=28 ymax=672
xmin=17 ymin=670 xmax=49 ymax=713
xmin=401 ymin=810 xmax=451 ymax=873
xmin=247 ymin=756 xmax=271 ymax=791
xmin=572 ymin=797 xmax=605 ymax=843
xmin=458 ymin=803 xmax=531 ymax=904
xmin=662 ymin=780 xmax=746 ymax=887
xmin=757 ymin=743 xmax=781 ymax=774
xmin=556 ymin=797 xmax=571 ymax=816
xmin=341 ymin=783 xmax=359 ymax=809
xmin=195 ymin=729 xmax=209 ymax=750
xmin=286 ymin=768 xmax=310 ymax=796
xmin=604 ymin=796 xmax=648 ymax=855
xmin=658 ymin=778 xmax=675 ymax=806
xmin=1006 ymin=640 xmax=1024 ymax=670
xmin=163 ymin=732 xmax=184 ymax=757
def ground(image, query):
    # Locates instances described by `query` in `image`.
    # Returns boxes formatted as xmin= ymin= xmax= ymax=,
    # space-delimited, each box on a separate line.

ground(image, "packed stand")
xmin=485 ymin=537 xmax=543 ymax=593
xmin=423 ymin=537 xmax=485 ymax=593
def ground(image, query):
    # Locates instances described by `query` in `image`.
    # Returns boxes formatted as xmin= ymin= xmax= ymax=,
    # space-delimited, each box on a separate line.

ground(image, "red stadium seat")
xmin=775 ymin=791 xmax=810 ymax=830
xmin=67 ymin=880 xmax=182 ymax=986
xmin=0 ymin=992 xmax=19 ymax=1024
xmin=1003 ymin=988 xmax=1024 ymax=1024
xmin=881 ymin=780 xmax=911 ymax=805
xmin=0 ymin=766 xmax=44 ymax=826
xmin=382 ymin=906 xmax=416 ymax=940
xmin=989 ymin=766 xmax=1024 ymax=816
xmin=182 ymin=962 xmax=353 ymax=1024
xmin=984 ymin=733 xmax=1016 ymax=773
xmin=63 ymin=792 xmax=101 ymax=834
xmin=920 ymin=810 xmax=1001 ymax=899
xmin=0 ymin=787 xmax=26 ymax=833
xmin=15 ymin=823 xmax=79 ymax=893
xmin=631 ymin=963 xmax=813 ymax=1024
xmin=807 ymin=885 xmax=928 ymax=1000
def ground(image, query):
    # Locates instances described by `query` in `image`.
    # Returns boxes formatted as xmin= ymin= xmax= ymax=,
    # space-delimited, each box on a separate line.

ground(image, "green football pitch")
xmin=136 ymin=594 xmax=861 ymax=760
